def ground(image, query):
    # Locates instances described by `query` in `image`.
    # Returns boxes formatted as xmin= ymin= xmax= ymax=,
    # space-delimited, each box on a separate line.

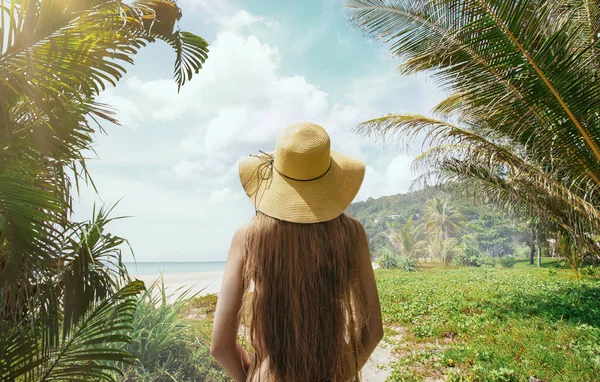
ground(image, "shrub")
xmin=397 ymin=256 xmax=418 ymax=272
xmin=582 ymin=265 xmax=600 ymax=278
xmin=378 ymin=247 xmax=401 ymax=269
xmin=476 ymin=254 xmax=498 ymax=268
xmin=453 ymin=251 xmax=470 ymax=266
xmin=377 ymin=248 xmax=418 ymax=272
xmin=116 ymin=280 xmax=229 ymax=381
xmin=499 ymin=256 xmax=517 ymax=268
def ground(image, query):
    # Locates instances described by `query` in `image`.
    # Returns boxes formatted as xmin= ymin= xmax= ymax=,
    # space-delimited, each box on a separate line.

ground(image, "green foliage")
xmin=377 ymin=247 xmax=418 ymax=272
xmin=428 ymin=237 xmax=461 ymax=267
xmin=397 ymin=256 xmax=419 ymax=272
xmin=378 ymin=247 xmax=402 ymax=270
xmin=0 ymin=1 xmax=209 ymax=380
xmin=116 ymin=281 xmax=228 ymax=382
xmin=499 ymin=257 xmax=517 ymax=268
xmin=1 ymin=281 xmax=144 ymax=381
xmin=423 ymin=196 xmax=463 ymax=240
xmin=347 ymin=0 xmax=600 ymax=264
xmin=348 ymin=189 xmax=431 ymax=251
xmin=377 ymin=263 xmax=600 ymax=381
xmin=582 ymin=265 xmax=600 ymax=279
xmin=387 ymin=216 xmax=426 ymax=260
xmin=463 ymin=212 xmax=519 ymax=257
xmin=348 ymin=188 xmax=527 ymax=258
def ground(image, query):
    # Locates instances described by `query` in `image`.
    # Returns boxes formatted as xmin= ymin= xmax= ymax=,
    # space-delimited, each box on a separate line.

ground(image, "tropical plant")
xmin=377 ymin=247 xmax=402 ymax=269
xmin=0 ymin=208 xmax=144 ymax=381
xmin=397 ymin=255 xmax=419 ymax=272
xmin=422 ymin=197 xmax=463 ymax=240
xmin=117 ymin=280 xmax=229 ymax=381
xmin=557 ymin=234 xmax=586 ymax=279
xmin=386 ymin=216 xmax=426 ymax=259
xmin=0 ymin=1 xmax=208 ymax=380
xmin=346 ymin=0 xmax=600 ymax=275
xmin=464 ymin=212 xmax=518 ymax=258
xmin=499 ymin=256 xmax=517 ymax=268
xmin=428 ymin=237 xmax=461 ymax=267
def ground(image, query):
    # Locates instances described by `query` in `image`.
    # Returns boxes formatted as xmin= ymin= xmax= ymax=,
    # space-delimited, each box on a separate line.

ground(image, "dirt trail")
xmin=361 ymin=342 xmax=394 ymax=381
xmin=360 ymin=327 xmax=405 ymax=382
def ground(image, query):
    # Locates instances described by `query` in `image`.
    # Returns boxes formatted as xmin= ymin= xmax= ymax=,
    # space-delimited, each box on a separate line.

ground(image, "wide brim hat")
xmin=238 ymin=122 xmax=365 ymax=223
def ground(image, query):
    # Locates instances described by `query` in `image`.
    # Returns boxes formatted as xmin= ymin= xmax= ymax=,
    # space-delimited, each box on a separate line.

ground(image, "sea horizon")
xmin=124 ymin=261 xmax=227 ymax=276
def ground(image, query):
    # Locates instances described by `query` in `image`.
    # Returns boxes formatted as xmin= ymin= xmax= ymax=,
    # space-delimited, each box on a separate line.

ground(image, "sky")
xmin=72 ymin=0 xmax=444 ymax=262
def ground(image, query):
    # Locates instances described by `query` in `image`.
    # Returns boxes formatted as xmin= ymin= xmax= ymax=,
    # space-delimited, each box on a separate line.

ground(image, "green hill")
xmin=348 ymin=188 xmax=529 ymax=258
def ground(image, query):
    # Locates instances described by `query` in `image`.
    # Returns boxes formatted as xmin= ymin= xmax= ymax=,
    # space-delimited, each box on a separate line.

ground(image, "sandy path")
xmin=134 ymin=271 xmax=224 ymax=302
xmin=361 ymin=342 xmax=394 ymax=381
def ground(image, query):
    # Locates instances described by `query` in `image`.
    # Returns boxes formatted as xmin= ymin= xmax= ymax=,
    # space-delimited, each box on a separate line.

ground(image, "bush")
xmin=398 ymin=255 xmax=418 ymax=272
xmin=377 ymin=248 xmax=418 ymax=271
xmin=499 ymin=256 xmax=517 ymax=268
xmin=116 ymin=279 xmax=229 ymax=382
xmin=453 ymin=251 xmax=470 ymax=266
xmin=582 ymin=265 xmax=600 ymax=278
xmin=453 ymin=244 xmax=486 ymax=267
xmin=378 ymin=247 xmax=401 ymax=269
xmin=476 ymin=254 xmax=498 ymax=268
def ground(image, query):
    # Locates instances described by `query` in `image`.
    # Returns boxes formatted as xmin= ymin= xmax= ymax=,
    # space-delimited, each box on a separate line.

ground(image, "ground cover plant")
xmin=117 ymin=282 xmax=229 ymax=382
xmin=377 ymin=260 xmax=600 ymax=381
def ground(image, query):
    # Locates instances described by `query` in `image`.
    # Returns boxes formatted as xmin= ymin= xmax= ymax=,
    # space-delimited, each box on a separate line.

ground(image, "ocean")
xmin=124 ymin=261 xmax=227 ymax=276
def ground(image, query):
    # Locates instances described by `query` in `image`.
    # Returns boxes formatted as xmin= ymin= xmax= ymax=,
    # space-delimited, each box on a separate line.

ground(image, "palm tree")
xmin=386 ymin=216 xmax=426 ymax=259
xmin=428 ymin=237 xmax=461 ymax=267
xmin=422 ymin=197 xmax=463 ymax=240
xmin=346 ymin=0 xmax=600 ymax=267
xmin=0 ymin=1 xmax=208 ymax=380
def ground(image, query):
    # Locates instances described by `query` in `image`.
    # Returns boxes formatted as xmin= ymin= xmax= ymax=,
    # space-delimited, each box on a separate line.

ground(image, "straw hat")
xmin=238 ymin=122 xmax=365 ymax=223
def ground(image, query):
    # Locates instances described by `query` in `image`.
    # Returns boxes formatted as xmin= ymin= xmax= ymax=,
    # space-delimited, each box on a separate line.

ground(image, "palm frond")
xmin=357 ymin=112 xmax=600 ymax=255
xmin=1 ymin=281 xmax=143 ymax=381
xmin=60 ymin=204 xmax=132 ymax=339
xmin=39 ymin=281 xmax=144 ymax=382
xmin=346 ymin=0 xmax=600 ymax=184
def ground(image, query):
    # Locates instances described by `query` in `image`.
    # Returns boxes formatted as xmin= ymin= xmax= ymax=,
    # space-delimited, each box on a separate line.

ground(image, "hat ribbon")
xmin=242 ymin=150 xmax=333 ymax=212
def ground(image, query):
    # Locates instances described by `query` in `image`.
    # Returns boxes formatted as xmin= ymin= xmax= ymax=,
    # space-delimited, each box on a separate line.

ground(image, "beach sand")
xmin=135 ymin=271 xmax=224 ymax=301
xmin=137 ymin=263 xmax=379 ymax=300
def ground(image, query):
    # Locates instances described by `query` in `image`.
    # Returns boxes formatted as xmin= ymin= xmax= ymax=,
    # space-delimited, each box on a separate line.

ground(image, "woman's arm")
xmin=355 ymin=221 xmax=384 ymax=370
xmin=210 ymin=227 xmax=251 ymax=381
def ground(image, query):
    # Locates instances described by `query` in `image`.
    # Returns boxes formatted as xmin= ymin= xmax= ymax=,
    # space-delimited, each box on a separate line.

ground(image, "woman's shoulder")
xmin=231 ymin=224 xmax=248 ymax=244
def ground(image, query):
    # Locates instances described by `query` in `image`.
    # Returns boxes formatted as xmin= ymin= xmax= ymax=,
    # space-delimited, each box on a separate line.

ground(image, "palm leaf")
xmin=357 ymin=112 xmax=600 ymax=255
xmin=1 ymin=281 xmax=144 ymax=381
xmin=346 ymin=0 xmax=600 ymax=185
xmin=39 ymin=281 xmax=144 ymax=381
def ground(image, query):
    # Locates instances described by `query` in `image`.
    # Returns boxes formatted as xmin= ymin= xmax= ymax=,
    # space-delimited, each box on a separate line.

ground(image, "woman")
xmin=210 ymin=122 xmax=383 ymax=381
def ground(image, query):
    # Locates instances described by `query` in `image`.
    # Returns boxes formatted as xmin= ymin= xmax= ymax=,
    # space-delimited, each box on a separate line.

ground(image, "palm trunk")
xmin=529 ymin=224 xmax=535 ymax=265
xmin=535 ymin=228 xmax=542 ymax=268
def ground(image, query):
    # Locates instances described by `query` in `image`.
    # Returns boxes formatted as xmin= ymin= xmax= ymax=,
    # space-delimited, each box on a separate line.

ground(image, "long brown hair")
xmin=241 ymin=212 xmax=368 ymax=381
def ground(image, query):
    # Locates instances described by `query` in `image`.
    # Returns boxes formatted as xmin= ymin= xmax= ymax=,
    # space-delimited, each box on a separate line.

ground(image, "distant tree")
xmin=386 ymin=216 xmax=426 ymax=260
xmin=423 ymin=197 xmax=463 ymax=240
xmin=428 ymin=237 xmax=461 ymax=267
xmin=464 ymin=212 xmax=517 ymax=257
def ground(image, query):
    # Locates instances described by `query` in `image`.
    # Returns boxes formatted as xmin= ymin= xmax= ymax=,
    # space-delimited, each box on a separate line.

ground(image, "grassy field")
xmin=377 ymin=260 xmax=600 ymax=381
xmin=182 ymin=260 xmax=600 ymax=381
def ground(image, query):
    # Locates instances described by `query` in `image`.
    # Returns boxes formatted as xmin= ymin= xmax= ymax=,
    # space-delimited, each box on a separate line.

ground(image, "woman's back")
xmin=242 ymin=213 xmax=369 ymax=381
xmin=210 ymin=122 xmax=383 ymax=382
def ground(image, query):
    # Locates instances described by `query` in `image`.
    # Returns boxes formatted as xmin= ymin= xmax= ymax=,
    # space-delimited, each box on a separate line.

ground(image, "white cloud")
xmin=76 ymin=5 xmax=441 ymax=262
